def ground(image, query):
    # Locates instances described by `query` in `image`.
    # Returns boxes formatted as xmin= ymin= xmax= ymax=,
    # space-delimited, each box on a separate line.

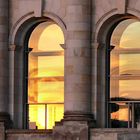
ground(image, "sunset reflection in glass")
xmin=28 ymin=22 xmax=64 ymax=129
xmin=110 ymin=19 xmax=140 ymax=127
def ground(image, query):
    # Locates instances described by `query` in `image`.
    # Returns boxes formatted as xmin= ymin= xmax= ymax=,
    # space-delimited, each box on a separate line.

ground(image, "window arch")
xmin=108 ymin=18 xmax=140 ymax=128
xmin=26 ymin=21 xmax=65 ymax=129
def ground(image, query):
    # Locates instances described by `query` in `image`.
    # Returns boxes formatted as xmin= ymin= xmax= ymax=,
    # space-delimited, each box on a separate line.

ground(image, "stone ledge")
xmin=6 ymin=129 xmax=53 ymax=134
xmin=91 ymin=128 xmax=137 ymax=133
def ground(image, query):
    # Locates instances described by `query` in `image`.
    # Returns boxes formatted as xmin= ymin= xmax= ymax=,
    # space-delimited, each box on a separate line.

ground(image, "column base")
xmin=0 ymin=112 xmax=12 ymax=129
xmin=62 ymin=111 xmax=95 ymax=128
xmin=53 ymin=112 xmax=95 ymax=140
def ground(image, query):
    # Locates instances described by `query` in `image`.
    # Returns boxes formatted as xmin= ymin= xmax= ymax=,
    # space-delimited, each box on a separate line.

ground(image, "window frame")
xmin=23 ymin=21 xmax=65 ymax=129
xmin=107 ymin=19 xmax=140 ymax=128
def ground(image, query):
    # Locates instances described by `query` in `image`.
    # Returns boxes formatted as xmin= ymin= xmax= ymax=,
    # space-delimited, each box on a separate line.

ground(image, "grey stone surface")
xmin=0 ymin=122 xmax=5 ymax=140
xmin=53 ymin=121 xmax=89 ymax=140
xmin=6 ymin=130 xmax=52 ymax=140
xmin=118 ymin=133 xmax=140 ymax=140
xmin=90 ymin=129 xmax=140 ymax=140
xmin=0 ymin=0 xmax=9 ymax=114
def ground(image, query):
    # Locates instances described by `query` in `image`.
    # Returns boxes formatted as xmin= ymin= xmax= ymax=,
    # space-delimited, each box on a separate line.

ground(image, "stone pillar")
xmin=9 ymin=45 xmax=15 ymax=122
xmin=64 ymin=0 xmax=93 ymax=124
xmin=91 ymin=43 xmax=98 ymax=121
xmin=0 ymin=0 xmax=11 ymax=127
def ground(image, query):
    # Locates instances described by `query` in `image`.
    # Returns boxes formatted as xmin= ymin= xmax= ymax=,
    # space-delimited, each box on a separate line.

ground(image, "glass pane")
xmin=28 ymin=79 xmax=64 ymax=103
xmin=29 ymin=23 xmax=64 ymax=52
xmin=111 ymin=19 xmax=140 ymax=49
xmin=110 ymin=52 xmax=119 ymax=75
xmin=28 ymin=52 xmax=64 ymax=103
xmin=38 ymin=24 xmax=64 ymax=52
xmin=29 ymin=105 xmax=45 ymax=129
xmin=28 ymin=78 xmax=38 ymax=103
xmin=110 ymin=78 xmax=119 ymax=100
xmin=110 ymin=19 xmax=140 ymax=101
xmin=38 ymin=56 xmax=64 ymax=77
xmin=119 ymin=80 xmax=140 ymax=100
xmin=28 ymin=54 xmax=38 ymax=78
xmin=119 ymin=54 xmax=140 ymax=75
xmin=120 ymin=22 xmax=140 ymax=49
xmin=110 ymin=80 xmax=140 ymax=100
xmin=110 ymin=103 xmax=129 ymax=128
xmin=28 ymin=55 xmax=64 ymax=78
xmin=47 ymin=104 xmax=64 ymax=129
xmin=38 ymin=81 xmax=64 ymax=103
xmin=111 ymin=53 xmax=140 ymax=76
xmin=110 ymin=19 xmax=140 ymax=76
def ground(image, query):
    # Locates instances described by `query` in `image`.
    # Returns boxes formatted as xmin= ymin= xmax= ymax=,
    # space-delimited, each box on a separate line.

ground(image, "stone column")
xmin=0 ymin=0 xmax=11 ymax=127
xmin=9 ymin=45 xmax=15 ymax=122
xmin=64 ymin=0 xmax=93 ymax=124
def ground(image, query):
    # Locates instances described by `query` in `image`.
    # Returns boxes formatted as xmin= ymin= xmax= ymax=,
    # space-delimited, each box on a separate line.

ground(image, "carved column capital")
xmin=92 ymin=42 xmax=99 ymax=49
xmin=60 ymin=44 xmax=66 ymax=49
xmin=9 ymin=44 xmax=16 ymax=51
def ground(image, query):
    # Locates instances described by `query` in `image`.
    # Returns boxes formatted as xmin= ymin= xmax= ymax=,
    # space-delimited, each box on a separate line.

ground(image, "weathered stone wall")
xmin=53 ymin=121 xmax=89 ymax=140
xmin=4 ymin=128 xmax=140 ymax=140
xmin=0 ymin=0 xmax=9 ymax=113
xmin=6 ymin=130 xmax=52 ymax=140
xmin=118 ymin=132 xmax=140 ymax=140
xmin=90 ymin=128 xmax=140 ymax=140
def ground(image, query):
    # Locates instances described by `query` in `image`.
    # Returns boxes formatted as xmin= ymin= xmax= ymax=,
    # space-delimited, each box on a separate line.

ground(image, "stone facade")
xmin=0 ymin=0 xmax=139 ymax=140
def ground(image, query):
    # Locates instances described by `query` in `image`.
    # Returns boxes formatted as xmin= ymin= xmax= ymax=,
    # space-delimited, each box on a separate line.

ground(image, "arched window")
xmin=27 ymin=22 xmax=64 ymax=129
xmin=108 ymin=19 xmax=140 ymax=128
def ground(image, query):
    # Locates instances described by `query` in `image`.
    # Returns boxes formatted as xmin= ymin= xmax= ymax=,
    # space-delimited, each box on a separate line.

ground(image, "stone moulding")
xmin=116 ymin=0 xmax=127 ymax=14
xmin=94 ymin=9 xmax=118 ymax=43
xmin=9 ymin=12 xmax=34 ymax=46
xmin=94 ymin=7 xmax=140 ymax=44
xmin=9 ymin=12 xmax=67 ymax=50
